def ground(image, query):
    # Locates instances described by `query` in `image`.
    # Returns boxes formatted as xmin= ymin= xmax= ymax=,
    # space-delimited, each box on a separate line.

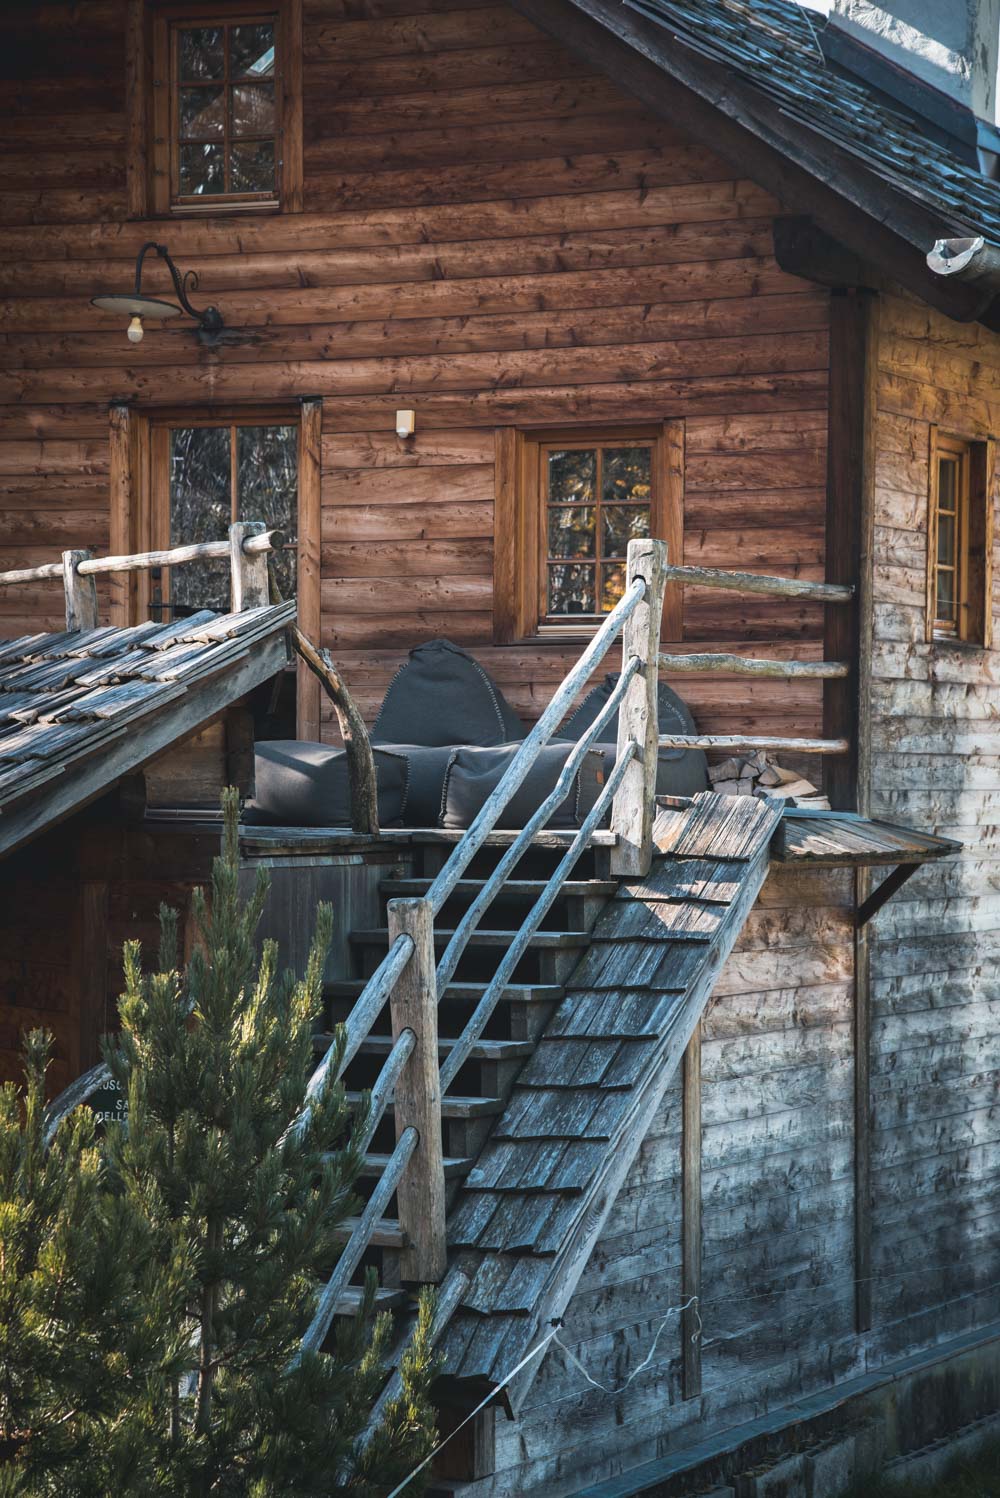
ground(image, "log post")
xmin=228 ymin=520 xmax=269 ymax=611
xmin=387 ymin=897 xmax=447 ymax=1282
xmin=62 ymin=549 xmax=99 ymax=631
xmin=610 ymin=538 xmax=668 ymax=876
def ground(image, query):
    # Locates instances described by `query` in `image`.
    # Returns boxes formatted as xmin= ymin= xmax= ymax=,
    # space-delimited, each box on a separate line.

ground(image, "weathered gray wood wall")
xmin=482 ymin=865 xmax=858 ymax=1495
xmin=867 ymin=293 xmax=1000 ymax=1354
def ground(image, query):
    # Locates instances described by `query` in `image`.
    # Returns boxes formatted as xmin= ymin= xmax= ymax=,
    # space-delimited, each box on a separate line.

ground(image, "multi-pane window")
xmin=171 ymin=14 xmax=279 ymax=204
xmin=156 ymin=422 xmax=297 ymax=614
xmin=930 ymin=436 xmax=967 ymax=634
xmin=927 ymin=429 xmax=994 ymax=648
xmin=542 ymin=442 xmax=653 ymax=618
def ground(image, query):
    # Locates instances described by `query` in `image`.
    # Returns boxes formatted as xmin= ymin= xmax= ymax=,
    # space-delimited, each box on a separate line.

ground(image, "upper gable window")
xmin=142 ymin=1 xmax=302 ymax=216
xmin=174 ymin=18 xmax=279 ymax=203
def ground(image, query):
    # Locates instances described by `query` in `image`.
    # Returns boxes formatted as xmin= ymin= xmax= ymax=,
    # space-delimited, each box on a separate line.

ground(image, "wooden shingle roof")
xmin=0 ymin=602 xmax=294 ymax=858
xmin=439 ymin=792 xmax=782 ymax=1387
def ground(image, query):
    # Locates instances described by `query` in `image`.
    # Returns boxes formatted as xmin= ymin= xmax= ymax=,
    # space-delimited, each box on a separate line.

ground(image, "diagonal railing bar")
xmin=439 ymin=740 xmax=637 ymax=1094
xmin=296 ymin=1126 xmax=418 ymax=1362
xmin=288 ymin=933 xmax=414 ymax=1146
xmin=44 ymin=1058 xmax=114 ymax=1148
xmin=434 ymin=656 xmax=641 ymax=1000
xmin=425 ymin=576 xmax=646 ymax=917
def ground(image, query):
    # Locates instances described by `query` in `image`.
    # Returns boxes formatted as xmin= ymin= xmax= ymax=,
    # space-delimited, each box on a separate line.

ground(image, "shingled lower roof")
xmin=0 ymin=602 xmax=294 ymax=858
xmin=438 ymin=791 xmax=782 ymax=1393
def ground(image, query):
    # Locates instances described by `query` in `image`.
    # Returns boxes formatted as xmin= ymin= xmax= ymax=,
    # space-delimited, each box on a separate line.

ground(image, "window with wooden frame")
xmin=108 ymin=400 xmax=323 ymax=739
xmin=494 ymin=423 xmax=684 ymax=643
xmin=926 ymin=428 xmax=994 ymax=647
xmin=127 ymin=0 xmax=303 ymax=217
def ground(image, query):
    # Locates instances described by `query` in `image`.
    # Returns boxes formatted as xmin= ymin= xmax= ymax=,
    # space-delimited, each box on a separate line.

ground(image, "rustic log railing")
xmin=653 ymin=563 xmax=854 ymax=759
xmin=0 ymin=521 xmax=285 ymax=627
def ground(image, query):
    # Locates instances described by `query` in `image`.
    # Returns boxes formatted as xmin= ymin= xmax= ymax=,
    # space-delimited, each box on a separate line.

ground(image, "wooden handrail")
xmin=664 ymin=563 xmax=853 ymax=603
xmin=296 ymin=1126 xmax=417 ymax=1361
xmin=658 ymin=652 xmax=849 ymax=679
xmin=438 ymin=740 xmax=637 ymax=1093
xmin=659 ymin=733 xmax=850 ymax=754
xmin=424 ymin=574 xmax=647 ymax=916
xmin=434 ymin=657 xmax=640 ymax=998
xmin=0 ymin=530 xmax=285 ymax=588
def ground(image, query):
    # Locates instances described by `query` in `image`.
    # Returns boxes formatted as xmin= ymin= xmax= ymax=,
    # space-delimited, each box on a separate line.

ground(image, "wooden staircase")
xmin=315 ymin=839 xmax=619 ymax=1324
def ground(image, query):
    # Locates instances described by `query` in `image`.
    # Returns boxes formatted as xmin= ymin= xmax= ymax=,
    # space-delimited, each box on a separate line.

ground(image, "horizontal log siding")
xmin=0 ymin=0 xmax=827 ymax=753
xmin=487 ymin=866 xmax=857 ymax=1497
xmin=869 ymin=293 xmax=1000 ymax=1355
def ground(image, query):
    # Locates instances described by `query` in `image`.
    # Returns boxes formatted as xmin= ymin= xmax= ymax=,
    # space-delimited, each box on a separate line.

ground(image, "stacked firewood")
xmin=707 ymin=750 xmax=831 ymax=810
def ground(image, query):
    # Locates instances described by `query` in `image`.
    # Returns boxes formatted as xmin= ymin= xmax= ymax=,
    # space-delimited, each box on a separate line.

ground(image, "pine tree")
xmin=0 ymin=1031 xmax=188 ymax=1497
xmin=105 ymin=788 xmax=438 ymax=1495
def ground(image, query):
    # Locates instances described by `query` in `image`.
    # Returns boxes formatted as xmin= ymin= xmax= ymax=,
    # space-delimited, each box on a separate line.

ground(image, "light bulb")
xmin=127 ymin=315 xmax=144 ymax=344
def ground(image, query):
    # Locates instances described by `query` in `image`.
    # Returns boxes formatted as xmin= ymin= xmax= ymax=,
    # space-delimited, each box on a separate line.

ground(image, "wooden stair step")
xmin=353 ymin=1034 xmax=533 ymax=1062
xmin=333 ymin=1216 xmax=406 ymax=1249
xmin=325 ymin=979 xmax=565 ymax=1006
xmin=358 ymin=1151 xmax=474 ymax=1180
xmin=341 ymin=1088 xmax=505 ymax=1120
xmin=380 ymin=877 xmax=617 ymax=900
xmin=348 ymin=927 xmax=590 ymax=949
xmin=334 ymin=1285 xmax=408 ymax=1316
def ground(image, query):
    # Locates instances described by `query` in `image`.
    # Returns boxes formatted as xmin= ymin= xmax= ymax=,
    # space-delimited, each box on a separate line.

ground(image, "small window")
xmin=544 ymin=442 xmax=653 ymax=619
xmin=143 ymin=1 xmax=303 ymax=216
xmin=494 ymin=423 xmax=684 ymax=642
xmin=927 ymin=429 xmax=994 ymax=647
xmin=173 ymin=17 xmax=279 ymax=203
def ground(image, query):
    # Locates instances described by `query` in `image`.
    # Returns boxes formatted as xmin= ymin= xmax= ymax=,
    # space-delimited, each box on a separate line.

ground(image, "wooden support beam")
xmin=62 ymin=548 xmax=99 ymax=631
xmin=228 ymin=520 xmax=270 ymax=611
xmin=856 ymin=862 xmax=919 ymax=929
xmin=290 ymin=628 xmax=379 ymax=835
xmin=611 ymin=538 xmax=668 ymax=877
xmin=387 ymin=897 xmax=447 ymax=1283
xmin=823 ymin=288 xmax=879 ymax=1336
xmin=681 ymin=1023 xmax=702 ymax=1401
xmin=297 ymin=397 xmax=323 ymax=741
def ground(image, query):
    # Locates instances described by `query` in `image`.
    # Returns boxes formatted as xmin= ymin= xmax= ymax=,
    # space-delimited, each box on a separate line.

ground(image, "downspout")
xmin=927 ymin=235 xmax=1000 ymax=289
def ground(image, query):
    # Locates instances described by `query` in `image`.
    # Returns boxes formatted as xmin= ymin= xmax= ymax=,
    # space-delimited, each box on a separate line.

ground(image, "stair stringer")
xmin=437 ymin=792 xmax=783 ymax=1410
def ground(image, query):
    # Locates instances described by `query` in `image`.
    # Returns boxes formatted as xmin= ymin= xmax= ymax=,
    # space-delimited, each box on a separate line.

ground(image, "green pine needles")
xmin=0 ymin=788 xmax=438 ymax=1496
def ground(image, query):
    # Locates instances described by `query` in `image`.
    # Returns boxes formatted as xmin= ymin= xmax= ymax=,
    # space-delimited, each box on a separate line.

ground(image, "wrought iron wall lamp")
xmin=91 ymin=241 xmax=225 ymax=347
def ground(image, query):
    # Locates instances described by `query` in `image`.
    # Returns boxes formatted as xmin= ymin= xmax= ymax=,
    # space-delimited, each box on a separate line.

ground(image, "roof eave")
xmin=509 ymin=0 xmax=1000 ymax=326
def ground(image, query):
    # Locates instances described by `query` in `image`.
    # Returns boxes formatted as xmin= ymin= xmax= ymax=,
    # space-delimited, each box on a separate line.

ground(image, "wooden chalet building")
xmin=4 ymin=0 xmax=1000 ymax=1492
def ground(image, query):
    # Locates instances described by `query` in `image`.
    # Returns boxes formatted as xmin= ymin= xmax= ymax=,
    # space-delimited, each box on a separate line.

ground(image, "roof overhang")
xmin=507 ymin=0 xmax=1000 ymax=328
xmin=0 ymin=605 xmax=293 ymax=860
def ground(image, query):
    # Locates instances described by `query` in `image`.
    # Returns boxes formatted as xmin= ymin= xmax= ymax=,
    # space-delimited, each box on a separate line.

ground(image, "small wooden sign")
xmin=84 ymin=1079 xmax=129 ymax=1132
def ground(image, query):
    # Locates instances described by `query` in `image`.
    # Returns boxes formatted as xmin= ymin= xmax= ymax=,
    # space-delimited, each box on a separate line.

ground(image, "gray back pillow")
xmin=373 ymin=639 xmax=525 ymax=748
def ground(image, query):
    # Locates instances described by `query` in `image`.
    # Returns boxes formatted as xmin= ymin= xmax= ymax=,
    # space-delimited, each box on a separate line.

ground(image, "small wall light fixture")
xmin=395 ymin=409 xmax=416 ymax=438
xmin=91 ymin=241 xmax=225 ymax=347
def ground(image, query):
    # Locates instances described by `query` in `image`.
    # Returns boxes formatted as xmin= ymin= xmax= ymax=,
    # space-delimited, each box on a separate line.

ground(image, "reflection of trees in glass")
xmin=545 ymin=444 xmax=651 ymax=616
xmin=168 ymin=424 xmax=297 ymax=613
xmin=175 ymin=21 xmax=276 ymax=198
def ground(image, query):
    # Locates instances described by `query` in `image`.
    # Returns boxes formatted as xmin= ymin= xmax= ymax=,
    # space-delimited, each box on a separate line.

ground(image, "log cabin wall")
xmin=868 ymin=292 xmax=1000 ymax=1356
xmin=0 ymin=0 xmax=829 ymax=746
xmin=495 ymin=864 xmax=857 ymax=1495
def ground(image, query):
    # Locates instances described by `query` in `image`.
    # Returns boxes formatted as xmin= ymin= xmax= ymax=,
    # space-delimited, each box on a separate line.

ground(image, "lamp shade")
xmin=90 ymin=293 xmax=182 ymax=320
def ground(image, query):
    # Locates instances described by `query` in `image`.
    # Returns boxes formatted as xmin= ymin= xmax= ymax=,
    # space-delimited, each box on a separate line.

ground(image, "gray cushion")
xmin=559 ymin=674 xmax=709 ymax=799
xmin=246 ymin=741 xmax=408 ymax=827
xmin=442 ymin=743 xmax=605 ymax=831
xmin=372 ymin=639 xmax=525 ymax=748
